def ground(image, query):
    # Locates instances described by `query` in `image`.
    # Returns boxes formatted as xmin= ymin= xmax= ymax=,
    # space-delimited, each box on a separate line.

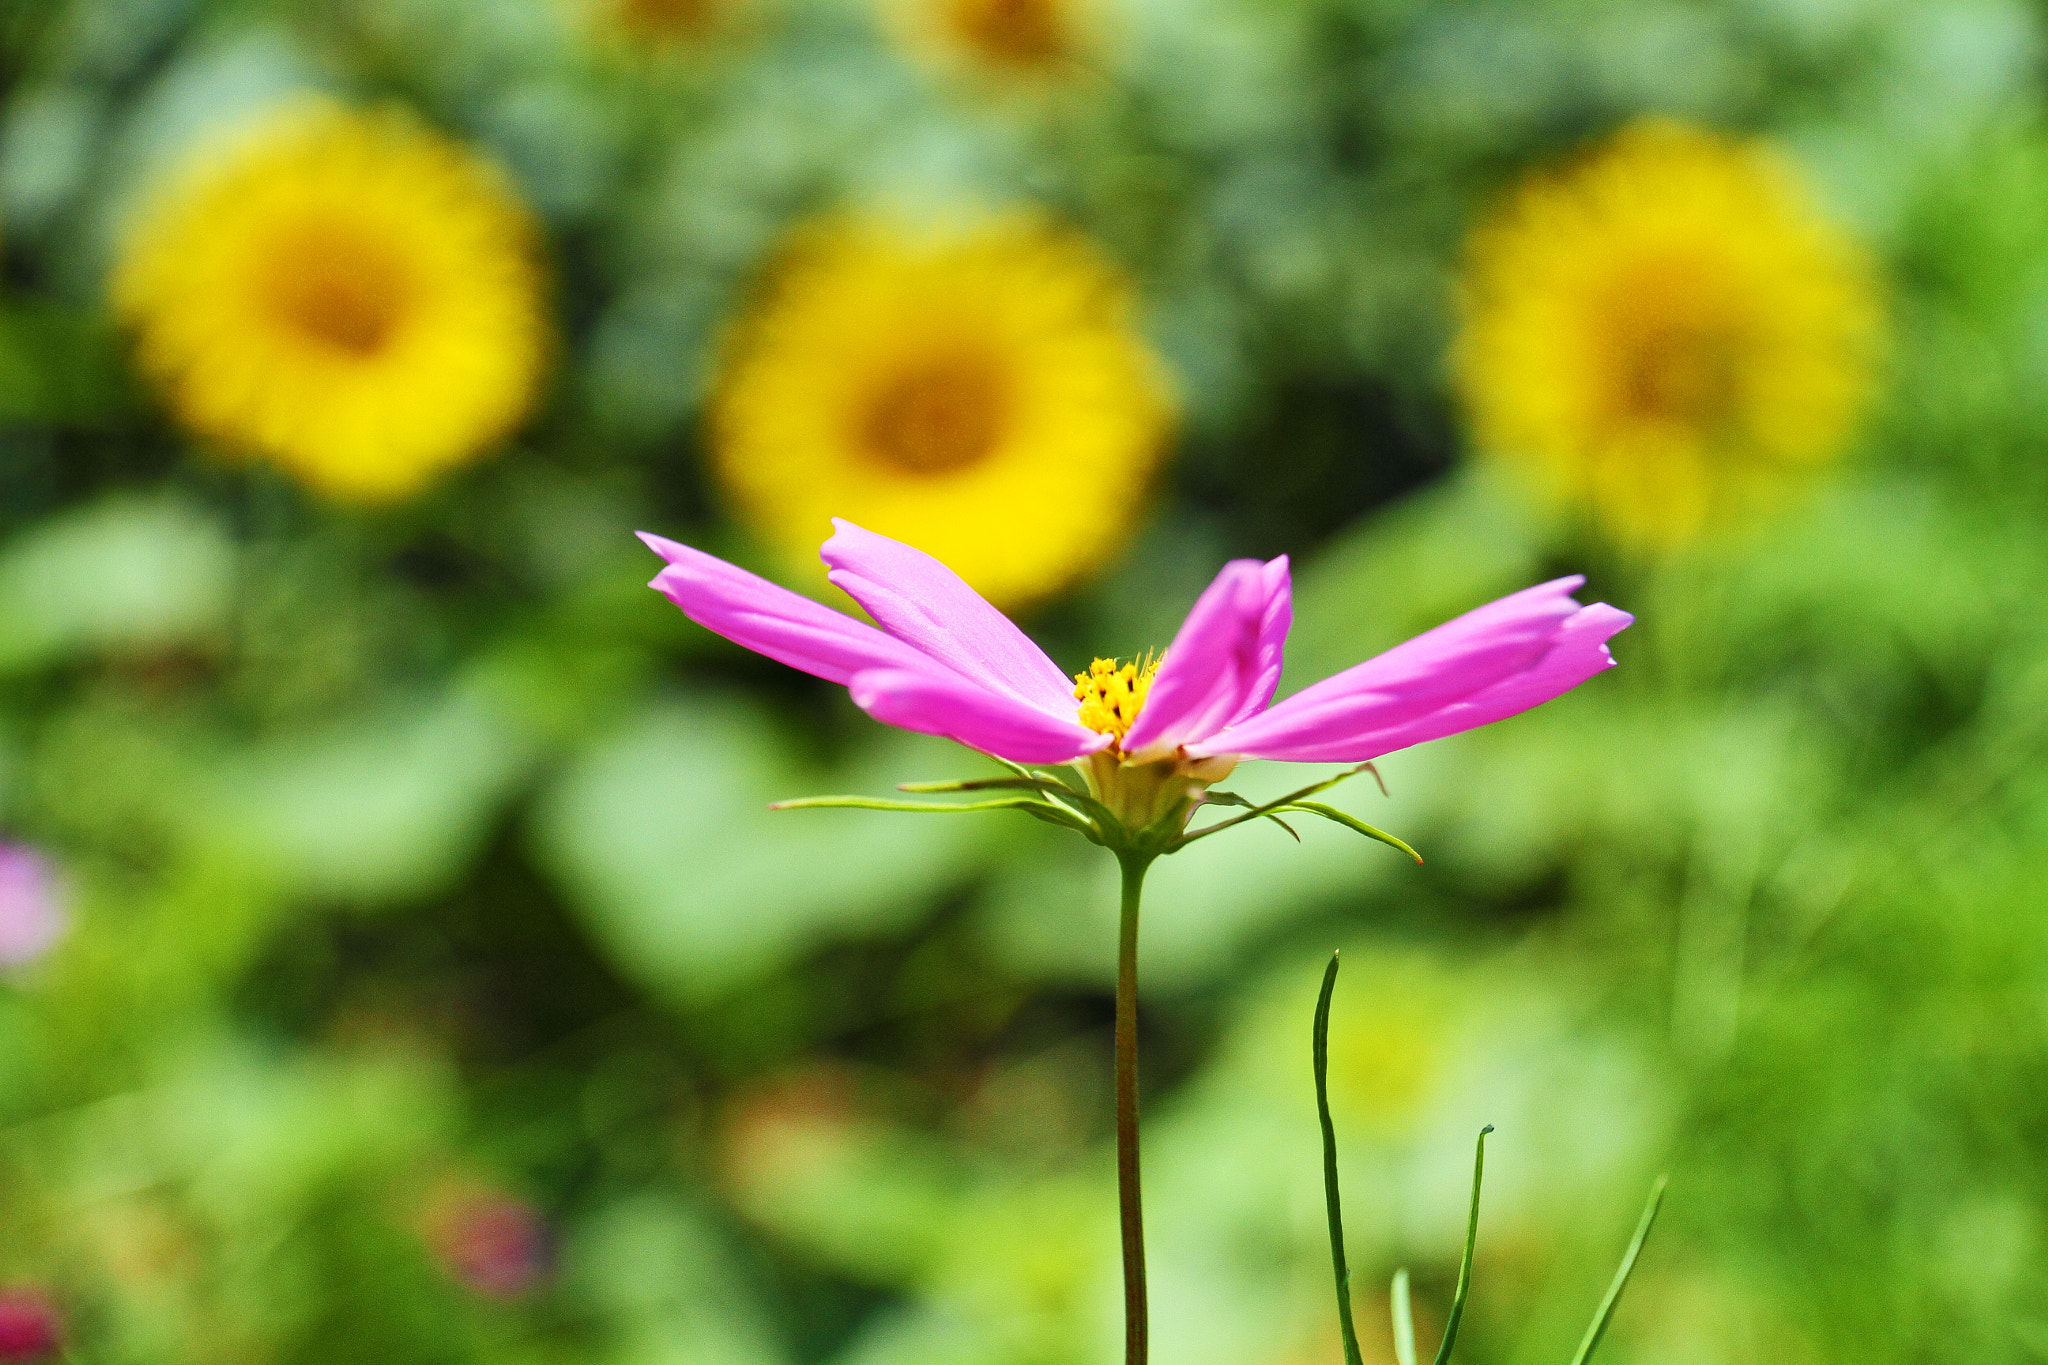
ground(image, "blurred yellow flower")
xmin=115 ymin=102 xmax=548 ymax=503
xmin=1457 ymin=119 xmax=1881 ymax=547
xmin=711 ymin=215 xmax=1172 ymax=607
xmin=881 ymin=0 xmax=1095 ymax=81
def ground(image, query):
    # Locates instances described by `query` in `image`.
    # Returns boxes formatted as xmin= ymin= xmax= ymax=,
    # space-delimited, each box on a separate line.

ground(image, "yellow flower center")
xmin=259 ymin=216 xmax=412 ymax=358
xmin=946 ymin=0 xmax=1071 ymax=67
xmin=1074 ymin=654 xmax=1160 ymax=743
xmin=859 ymin=352 xmax=1009 ymax=476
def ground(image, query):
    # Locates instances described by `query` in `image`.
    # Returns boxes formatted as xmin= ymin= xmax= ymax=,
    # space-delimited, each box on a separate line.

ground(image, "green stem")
xmin=1313 ymin=953 xmax=1365 ymax=1365
xmin=1115 ymin=852 xmax=1154 ymax=1365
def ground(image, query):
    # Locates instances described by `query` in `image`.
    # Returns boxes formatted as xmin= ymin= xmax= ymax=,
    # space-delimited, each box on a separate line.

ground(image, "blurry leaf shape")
xmin=534 ymin=693 xmax=999 ymax=1005
xmin=0 ymin=493 xmax=232 ymax=672
xmin=565 ymin=1194 xmax=788 ymax=1365
xmin=0 ymin=303 xmax=134 ymax=425
xmin=0 ymin=84 xmax=105 ymax=233
xmin=722 ymin=1079 xmax=962 ymax=1285
xmin=201 ymin=680 xmax=542 ymax=902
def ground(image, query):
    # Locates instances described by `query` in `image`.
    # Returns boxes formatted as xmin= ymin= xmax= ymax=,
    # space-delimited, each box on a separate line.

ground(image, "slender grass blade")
xmin=1568 ymin=1175 xmax=1669 ymax=1365
xmin=1429 ymin=1125 xmax=1491 ymax=1365
xmin=1391 ymin=1268 xmax=1417 ymax=1365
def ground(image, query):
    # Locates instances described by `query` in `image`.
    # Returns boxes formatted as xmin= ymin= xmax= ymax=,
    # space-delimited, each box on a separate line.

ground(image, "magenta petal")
xmin=821 ymin=520 xmax=1076 ymax=713
xmin=848 ymin=668 xmax=1112 ymax=766
xmin=1199 ymin=602 xmax=1632 ymax=763
xmin=640 ymin=532 xmax=939 ymax=686
xmin=1121 ymin=556 xmax=1291 ymax=757
xmin=1189 ymin=576 xmax=1590 ymax=758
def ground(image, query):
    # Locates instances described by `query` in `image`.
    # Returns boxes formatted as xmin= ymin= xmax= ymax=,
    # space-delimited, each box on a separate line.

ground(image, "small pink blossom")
xmin=425 ymin=1187 xmax=550 ymax=1300
xmin=0 ymin=1287 xmax=60 ymax=1362
xmin=0 ymin=846 xmax=66 ymax=969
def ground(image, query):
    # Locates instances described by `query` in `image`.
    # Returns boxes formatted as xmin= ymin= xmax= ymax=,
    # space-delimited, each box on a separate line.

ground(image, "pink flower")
xmin=0 ymin=1287 xmax=59 ymax=1361
xmin=424 ymin=1187 xmax=550 ymax=1300
xmin=0 ymin=846 xmax=66 ymax=969
xmin=640 ymin=521 xmax=1629 ymax=838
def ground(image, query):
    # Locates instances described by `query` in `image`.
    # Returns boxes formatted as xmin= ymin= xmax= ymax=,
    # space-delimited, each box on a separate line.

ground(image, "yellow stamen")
xmin=1074 ymin=653 xmax=1162 ymax=744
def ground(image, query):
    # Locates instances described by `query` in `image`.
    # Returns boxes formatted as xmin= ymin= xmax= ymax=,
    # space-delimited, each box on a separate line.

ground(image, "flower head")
xmin=0 ymin=845 xmax=66 ymax=968
xmin=879 ymin=0 xmax=1096 ymax=81
xmin=641 ymin=520 xmax=1629 ymax=851
xmin=710 ymin=216 xmax=1171 ymax=609
xmin=115 ymin=101 xmax=549 ymax=503
xmin=423 ymin=1184 xmax=550 ymax=1300
xmin=1458 ymin=118 xmax=1880 ymax=547
xmin=0 ymin=1288 xmax=59 ymax=1362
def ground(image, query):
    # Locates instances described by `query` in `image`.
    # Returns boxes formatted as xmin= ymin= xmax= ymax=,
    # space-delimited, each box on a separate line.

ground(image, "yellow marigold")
xmin=711 ymin=215 xmax=1172 ymax=608
xmin=114 ymin=102 xmax=548 ymax=503
xmin=879 ymin=0 xmax=1097 ymax=82
xmin=1456 ymin=119 xmax=1881 ymax=547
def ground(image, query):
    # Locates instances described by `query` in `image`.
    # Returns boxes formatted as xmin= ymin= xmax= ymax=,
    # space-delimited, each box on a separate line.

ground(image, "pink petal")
xmin=1193 ymin=576 xmax=1589 ymax=753
xmin=1196 ymin=601 xmax=1631 ymax=763
xmin=640 ymin=532 xmax=939 ymax=685
xmin=821 ymin=520 xmax=1076 ymax=714
xmin=848 ymin=669 xmax=1112 ymax=766
xmin=0 ymin=845 xmax=65 ymax=967
xmin=1121 ymin=556 xmax=1291 ymax=757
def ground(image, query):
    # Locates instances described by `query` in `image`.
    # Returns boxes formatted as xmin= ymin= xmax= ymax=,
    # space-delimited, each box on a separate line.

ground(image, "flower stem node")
xmin=1078 ymin=747 xmax=1230 ymax=844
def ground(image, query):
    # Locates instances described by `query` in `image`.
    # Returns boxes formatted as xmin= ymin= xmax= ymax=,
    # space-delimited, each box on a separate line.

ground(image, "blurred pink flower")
xmin=639 ymin=520 xmax=1630 ymax=769
xmin=425 ymin=1187 xmax=549 ymax=1300
xmin=0 ymin=1288 xmax=60 ymax=1361
xmin=0 ymin=846 xmax=66 ymax=968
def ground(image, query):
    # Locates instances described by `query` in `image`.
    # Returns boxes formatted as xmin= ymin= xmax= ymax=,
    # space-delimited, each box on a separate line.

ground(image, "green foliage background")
xmin=5 ymin=0 xmax=2048 ymax=1360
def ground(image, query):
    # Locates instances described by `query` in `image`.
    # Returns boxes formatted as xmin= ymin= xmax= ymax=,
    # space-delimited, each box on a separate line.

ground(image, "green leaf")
xmin=533 ymin=698 xmax=999 ymax=1004
xmin=1569 ymin=1176 xmax=1669 ymax=1365
xmin=1278 ymin=801 xmax=1423 ymax=864
xmin=0 ymin=495 xmax=234 ymax=672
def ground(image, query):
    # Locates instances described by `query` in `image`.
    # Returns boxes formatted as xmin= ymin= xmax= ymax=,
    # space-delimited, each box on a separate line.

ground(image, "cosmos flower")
xmin=114 ymin=101 xmax=548 ymax=503
xmin=0 ymin=845 xmax=66 ymax=969
xmin=1457 ymin=118 xmax=1880 ymax=547
xmin=710 ymin=215 xmax=1171 ymax=609
xmin=640 ymin=519 xmax=1629 ymax=838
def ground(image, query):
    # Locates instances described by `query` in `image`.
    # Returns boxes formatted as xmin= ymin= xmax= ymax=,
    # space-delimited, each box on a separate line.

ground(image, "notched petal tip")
xmin=636 ymin=530 xmax=689 ymax=563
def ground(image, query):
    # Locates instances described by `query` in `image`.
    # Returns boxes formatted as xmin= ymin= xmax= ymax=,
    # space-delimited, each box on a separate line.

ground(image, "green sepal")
xmin=1278 ymin=801 xmax=1423 ymax=863
xmin=1175 ymin=763 xmax=1377 ymax=847
xmin=897 ymin=773 xmax=1122 ymax=833
xmin=1202 ymin=790 xmax=1300 ymax=841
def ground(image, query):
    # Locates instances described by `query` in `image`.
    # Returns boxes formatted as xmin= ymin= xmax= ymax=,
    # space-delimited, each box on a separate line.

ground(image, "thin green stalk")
xmin=1313 ymin=952 xmax=1365 ymax=1365
xmin=1115 ymin=852 xmax=1155 ymax=1365
xmin=1430 ymin=1126 xmax=1491 ymax=1365
xmin=1569 ymin=1175 xmax=1668 ymax=1365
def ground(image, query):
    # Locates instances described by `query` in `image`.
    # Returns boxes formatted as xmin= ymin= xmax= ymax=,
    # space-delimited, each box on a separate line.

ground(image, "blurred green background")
xmin=4 ymin=0 xmax=2048 ymax=1360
